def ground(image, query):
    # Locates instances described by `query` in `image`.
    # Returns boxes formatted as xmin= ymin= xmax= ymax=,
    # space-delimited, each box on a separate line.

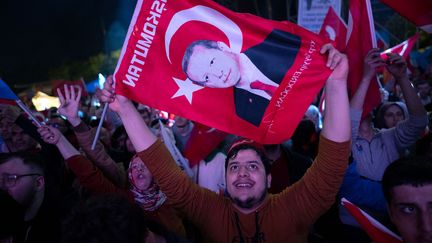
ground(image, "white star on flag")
xmin=171 ymin=77 xmax=204 ymax=104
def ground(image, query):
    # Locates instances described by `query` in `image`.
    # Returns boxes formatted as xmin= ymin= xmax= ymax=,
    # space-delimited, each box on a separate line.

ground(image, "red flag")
xmin=341 ymin=198 xmax=403 ymax=243
xmin=52 ymin=79 xmax=89 ymax=98
xmin=319 ymin=7 xmax=347 ymax=51
xmin=345 ymin=0 xmax=381 ymax=116
xmin=183 ymin=123 xmax=227 ymax=168
xmin=379 ymin=0 xmax=432 ymax=33
xmin=114 ymin=0 xmax=332 ymax=144
xmin=380 ymin=34 xmax=419 ymax=60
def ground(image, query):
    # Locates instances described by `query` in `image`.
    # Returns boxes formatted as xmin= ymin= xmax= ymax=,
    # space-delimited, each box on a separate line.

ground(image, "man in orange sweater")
xmin=98 ymin=43 xmax=351 ymax=242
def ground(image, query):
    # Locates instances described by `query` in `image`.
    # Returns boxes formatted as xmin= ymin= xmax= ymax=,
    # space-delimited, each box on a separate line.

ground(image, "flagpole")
xmin=91 ymin=102 xmax=109 ymax=150
xmin=15 ymin=100 xmax=43 ymax=127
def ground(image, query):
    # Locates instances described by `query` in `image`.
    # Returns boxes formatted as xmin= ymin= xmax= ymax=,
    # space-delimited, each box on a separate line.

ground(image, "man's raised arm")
xmin=320 ymin=44 xmax=350 ymax=142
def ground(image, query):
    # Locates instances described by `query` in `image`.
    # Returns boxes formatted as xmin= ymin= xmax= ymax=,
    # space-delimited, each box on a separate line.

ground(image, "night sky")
xmin=0 ymin=0 xmax=137 ymax=86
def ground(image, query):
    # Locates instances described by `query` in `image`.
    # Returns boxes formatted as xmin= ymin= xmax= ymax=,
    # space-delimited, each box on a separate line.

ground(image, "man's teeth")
xmin=236 ymin=183 xmax=252 ymax=188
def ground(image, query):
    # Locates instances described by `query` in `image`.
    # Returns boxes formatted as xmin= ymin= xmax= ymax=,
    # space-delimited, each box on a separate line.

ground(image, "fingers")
xmin=64 ymin=84 xmax=70 ymax=101
xmin=320 ymin=43 xmax=333 ymax=54
xmin=57 ymin=88 xmax=65 ymax=104
xmin=76 ymin=87 xmax=82 ymax=102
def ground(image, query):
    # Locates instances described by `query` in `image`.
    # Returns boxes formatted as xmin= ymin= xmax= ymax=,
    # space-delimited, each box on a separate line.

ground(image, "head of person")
xmin=47 ymin=114 xmax=68 ymax=134
xmin=376 ymin=102 xmax=407 ymax=129
xmin=112 ymin=126 xmax=135 ymax=154
xmin=128 ymin=156 xmax=153 ymax=191
xmin=137 ymin=104 xmax=152 ymax=126
xmin=0 ymin=116 xmax=12 ymax=140
xmin=416 ymin=80 xmax=432 ymax=99
xmin=62 ymin=194 xmax=149 ymax=243
xmin=0 ymin=152 xmax=45 ymax=209
xmin=225 ymin=139 xmax=272 ymax=212
xmin=182 ymin=40 xmax=241 ymax=88
xmin=173 ymin=116 xmax=192 ymax=137
xmin=382 ymin=156 xmax=432 ymax=243
xmin=10 ymin=125 xmax=38 ymax=152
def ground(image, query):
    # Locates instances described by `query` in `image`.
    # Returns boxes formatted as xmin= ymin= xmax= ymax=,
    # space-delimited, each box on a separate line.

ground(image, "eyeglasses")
xmin=0 ymin=173 xmax=42 ymax=188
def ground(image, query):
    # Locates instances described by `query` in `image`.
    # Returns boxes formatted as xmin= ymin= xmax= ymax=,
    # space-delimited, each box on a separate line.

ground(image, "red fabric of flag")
xmin=183 ymin=123 xmax=227 ymax=168
xmin=380 ymin=34 xmax=419 ymax=60
xmin=114 ymin=0 xmax=332 ymax=144
xmin=319 ymin=7 xmax=347 ymax=51
xmin=379 ymin=0 xmax=432 ymax=33
xmin=342 ymin=198 xmax=403 ymax=243
xmin=345 ymin=0 xmax=380 ymax=116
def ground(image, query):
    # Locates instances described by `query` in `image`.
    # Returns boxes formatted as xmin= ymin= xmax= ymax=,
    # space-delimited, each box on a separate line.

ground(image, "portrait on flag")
xmin=114 ymin=0 xmax=333 ymax=143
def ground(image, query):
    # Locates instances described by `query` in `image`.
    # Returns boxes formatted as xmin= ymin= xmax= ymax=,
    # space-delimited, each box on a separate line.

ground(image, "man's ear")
xmin=267 ymin=174 xmax=272 ymax=188
xmin=217 ymin=41 xmax=230 ymax=52
xmin=35 ymin=176 xmax=45 ymax=191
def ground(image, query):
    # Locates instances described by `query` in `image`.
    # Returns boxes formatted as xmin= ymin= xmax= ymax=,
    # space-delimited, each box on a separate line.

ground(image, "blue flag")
xmin=0 ymin=79 xmax=19 ymax=101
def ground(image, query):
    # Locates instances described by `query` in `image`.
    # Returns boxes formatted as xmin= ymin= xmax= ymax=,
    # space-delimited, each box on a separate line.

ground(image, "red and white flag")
xmin=346 ymin=0 xmax=381 ymax=116
xmin=380 ymin=34 xmax=419 ymax=60
xmin=379 ymin=0 xmax=432 ymax=33
xmin=319 ymin=7 xmax=347 ymax=51
xmin=113 ymin=0 xmax=333 ymax=144
xmin=183 ymin=123 xmax=227 ymax=168
xmin=341 ymin=198 xmax=403 ymax=243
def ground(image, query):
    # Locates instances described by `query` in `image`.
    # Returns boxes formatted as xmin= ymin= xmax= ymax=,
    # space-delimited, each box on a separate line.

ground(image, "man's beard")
xmin=232 ymin=188 xmax=267 ymax=209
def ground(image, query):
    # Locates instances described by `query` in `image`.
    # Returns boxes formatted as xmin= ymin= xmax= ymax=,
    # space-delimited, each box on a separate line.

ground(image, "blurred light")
xmin=31 ymin=91 xmax=60 ymax=111
xmin=98 ymin=73 xmax=106 ymax=89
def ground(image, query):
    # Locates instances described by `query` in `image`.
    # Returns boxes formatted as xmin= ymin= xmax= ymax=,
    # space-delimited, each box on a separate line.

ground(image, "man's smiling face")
xmin=226 ymin=149 xmax=271 ymax=211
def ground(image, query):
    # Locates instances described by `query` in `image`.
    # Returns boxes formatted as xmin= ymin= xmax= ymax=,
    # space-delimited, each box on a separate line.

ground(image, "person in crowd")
xmin=172 ymin=116 xmax=194 ymax=152
xmin=0 ymin=114 xmax=14 ymax=153
xmin=415 ymin=79 xmax=432 ymax=111
xmin=350 ymin=48 xmax=428 ymax=181
xmin=37 ymin=85 xmax=186 ymax=237
xmin=62 ymin=194 xmax=191 ymax=243
xmin=0 ymin=152 xmax=62 ymax=243
xmin=382 ymin=156 xmax=432 ymax=243
xmin=99 ymin=43 xmax=351 ymax=242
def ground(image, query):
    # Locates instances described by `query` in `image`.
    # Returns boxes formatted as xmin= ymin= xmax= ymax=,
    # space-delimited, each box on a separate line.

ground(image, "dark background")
xmin=0 ymin=0 xmax=424 ymax=89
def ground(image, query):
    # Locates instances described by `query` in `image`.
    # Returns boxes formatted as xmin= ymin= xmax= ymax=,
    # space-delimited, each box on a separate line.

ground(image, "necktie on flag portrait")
xmin=113 ymin=0 xmax=334 ymax=144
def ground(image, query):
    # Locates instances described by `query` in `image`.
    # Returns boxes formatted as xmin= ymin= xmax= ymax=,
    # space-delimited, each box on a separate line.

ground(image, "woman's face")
xmin=384 ymin=105 xmax=404 ymax=128
xmin=129 ymin=157 xmax=153 ymax=191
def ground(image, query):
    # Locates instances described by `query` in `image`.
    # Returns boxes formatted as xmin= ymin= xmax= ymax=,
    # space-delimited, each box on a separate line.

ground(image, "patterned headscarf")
xmin=128 ymin=156 xmax=167 ymax=211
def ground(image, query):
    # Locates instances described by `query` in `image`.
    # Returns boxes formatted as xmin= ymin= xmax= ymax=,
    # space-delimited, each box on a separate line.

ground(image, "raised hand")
xmin=98 ymin=75 xmax=131 ymax=114
xmin=57 ymin=85 xmax=82 ymax=127
xmin=385 ymin=53 xmax=407 ymax=81
xmin=363 ymin=48 xmax=386 ymax=80
xmin=37 ymin=125 xmax=62 ymax=145
xmin=320 ymin=43 xmax=349 ymax=82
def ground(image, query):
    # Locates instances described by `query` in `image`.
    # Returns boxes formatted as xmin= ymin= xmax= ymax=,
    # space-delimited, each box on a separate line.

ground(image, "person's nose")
xmin=237 ymin=165 xmax=249 ymax=178
xmin=419 ymin=212 xmax=432 ymax=233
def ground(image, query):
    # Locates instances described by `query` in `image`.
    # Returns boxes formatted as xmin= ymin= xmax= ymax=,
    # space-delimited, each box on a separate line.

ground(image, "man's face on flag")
xmin=185 ymin=41 xmax=241 ymax=88
xmin=225 ymin=149 xmax=271 ymax=210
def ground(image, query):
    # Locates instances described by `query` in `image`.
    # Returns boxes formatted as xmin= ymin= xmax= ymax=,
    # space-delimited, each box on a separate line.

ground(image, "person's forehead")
xmin=228 ymin=149 xmax=262 ymax=164
xmin=391 ymin=184 xmax=432 ymax=204
xmin=385 ymin=105 xmax=403 ymax=113
xmin=11 ymin=125 xmax=24 ymax=132
xmin=0 ymin=158 xmax=31 ymax=174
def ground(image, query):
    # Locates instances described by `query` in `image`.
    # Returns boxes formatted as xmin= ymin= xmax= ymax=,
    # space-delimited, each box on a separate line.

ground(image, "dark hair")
xmin=181 ymin=40 xmax=219 ymax=83
xmin=62 ymin=194 xmax=149 ymax=243
xmin=382 ymin=156 xmax=432 ymax=203
xmin=0 ymin=152 xmax=45 ymax=176
xmin=225 ymin=143 xmax=271 ymax=175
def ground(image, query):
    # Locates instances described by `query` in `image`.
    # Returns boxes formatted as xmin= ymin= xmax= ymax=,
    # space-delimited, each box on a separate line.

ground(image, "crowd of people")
xmin=1 ymin=41 xmax=432 ymax=243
